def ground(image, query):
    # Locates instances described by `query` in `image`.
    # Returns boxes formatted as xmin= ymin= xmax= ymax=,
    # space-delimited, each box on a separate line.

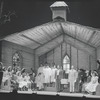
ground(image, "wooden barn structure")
xmin=0 ymin=1 xmax=100 ymax=72
xmin=1 ymin=1 xmax=100 ymax=100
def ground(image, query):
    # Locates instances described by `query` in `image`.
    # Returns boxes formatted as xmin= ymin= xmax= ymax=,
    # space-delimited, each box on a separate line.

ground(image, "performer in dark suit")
xmin=97 ymin=59 xmax=100 ymax=70
xmin=56 ymin=65 xmax=64 ymax=92
xmin=77 ymin=69 xmax=86 ymax=93
xmin=0 ymin=62 xmax=3 ymax=89
xmin=97 ymin=59 xmax=100 ymax=83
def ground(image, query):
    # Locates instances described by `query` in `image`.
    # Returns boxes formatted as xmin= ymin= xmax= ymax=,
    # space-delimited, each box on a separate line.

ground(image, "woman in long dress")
xmin=17 ymin=73 xmax=28 ymax=91
xmin=35 ymin=72 xmax=45 ymax=90
xmin=85 ymin=71 xmax=99 ymax=94
xmin=24 ymin=73 xmax=31 ymax=89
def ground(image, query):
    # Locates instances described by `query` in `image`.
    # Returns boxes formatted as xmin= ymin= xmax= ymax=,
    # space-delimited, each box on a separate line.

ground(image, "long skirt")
xmin=85 ymin=82 xmax=98 ymax=92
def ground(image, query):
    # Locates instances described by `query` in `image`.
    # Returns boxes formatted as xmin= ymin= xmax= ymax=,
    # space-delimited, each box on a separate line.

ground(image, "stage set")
xmin=1 ymin=1 xmax=100 ymax=99
xmin=0 ymin=90 xmax=100 ymax=100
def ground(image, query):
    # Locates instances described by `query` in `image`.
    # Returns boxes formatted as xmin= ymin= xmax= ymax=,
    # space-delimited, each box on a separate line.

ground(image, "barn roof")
xmin=2 ymin=19 xmax=100 ymax=52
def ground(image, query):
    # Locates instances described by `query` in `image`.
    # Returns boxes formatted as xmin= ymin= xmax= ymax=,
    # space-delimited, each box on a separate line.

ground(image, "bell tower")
xmin=50 ymin=1 xmax=68 ymax=21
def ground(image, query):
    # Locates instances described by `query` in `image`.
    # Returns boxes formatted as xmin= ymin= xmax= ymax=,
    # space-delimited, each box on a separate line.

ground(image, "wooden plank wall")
xmin=96 ymin=46 xmax=100 ymax=69
xmin=1 ymin=40 xmax=35 ymax=72
xmin=0 ymin=41 xmax=2 ymax=62
xmin=97 ymin=46 xmax=100 ymax=60
xmin=38 ymin=42 xmax=96 ymax=71
xmin=78 ymin=50 xmax=90 ymax=70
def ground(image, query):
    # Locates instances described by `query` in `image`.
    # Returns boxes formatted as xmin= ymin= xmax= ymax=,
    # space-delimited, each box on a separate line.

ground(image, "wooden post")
xmin=53 ymin=49 xmax=54 ymax=64
xmin=0 ymin=41 xmax=2 ymax=62
xmin=77 ymin=49 xmax=79 ymax=70
xmin=61 ymin=43 xmax=62 ymax=67
xmin=70 ymin=45 xmax=71 ymax=69
xmin=89 ymin=55 xmax=91 ymax=70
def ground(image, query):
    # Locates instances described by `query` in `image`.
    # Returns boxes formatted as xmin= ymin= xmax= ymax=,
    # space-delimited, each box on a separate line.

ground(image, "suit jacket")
xmin=0 ymin=71 xmax=3 ymax=86
xmin=68 ymin=69 xmax=77 ymax=83
xmin=56 ymin=69 xmax=64 ymax=80
xmin=59 ymin=69 xmax=64 ymax=79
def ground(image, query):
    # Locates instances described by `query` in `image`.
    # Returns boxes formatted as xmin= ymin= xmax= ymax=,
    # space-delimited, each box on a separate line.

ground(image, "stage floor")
xmin=0 ymin=89 xmax=100 ymax=98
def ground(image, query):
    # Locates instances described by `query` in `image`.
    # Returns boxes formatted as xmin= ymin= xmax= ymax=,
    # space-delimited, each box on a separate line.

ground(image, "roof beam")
xmin=50 ymin=23 xmax=61 ymax=45
xmin=35 ymin=35 xmax=63 ymax=55
xmin=59 ymin=22 xmax=66 ymax=43
xmin=59 ymin=22 xmax=65 ymax=35
xmin=59 ymin=23 xmax=96 ymax=49
xmin=41 ymin=25 xmax=61 ymax=45
xmin=52 ymin=23 xmax=60 ymax=35
xmin=87 ymin=31 xmax=96 ymax=43
xmin=64 ymin=35 xmax=96 ymax=56
xmin=34 ymin=33 xmax=62 ymax=50
xmin=20 ymin=34 xmax=42 ymax=45
xmin=36 ymin=41 xmax=63 ymax=56
xmin=41 ymin=27 xmax=53 ymax=39
xmin=40 ymin=27 xmax=60 ymax=47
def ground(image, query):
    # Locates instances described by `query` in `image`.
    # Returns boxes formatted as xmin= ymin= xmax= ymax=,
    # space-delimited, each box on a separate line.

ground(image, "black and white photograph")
xmin=0 ymin=0 xmax=100 ymax=100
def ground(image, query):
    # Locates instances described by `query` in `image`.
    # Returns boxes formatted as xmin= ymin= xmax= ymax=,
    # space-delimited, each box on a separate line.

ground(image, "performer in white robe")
xmin=43 ymin=64 xmax=51 ymax=87
xmin=51 ymin=65 xmax=57 ymax=83
xmin=85 ymin=71 xmax=99 ymax=94
xmin=1 ymin=68 xmax=12 ymax=91
xmin=24 ymin=74 xmax=31 ymax=89
xmin=2 ymin=70 xmax=9 ymax=83
xmin=37 ymin=64 xmax=44 ymax=75
xmin=1 ymin=70 xmax=10 ymax=90
xmin=68 ymin=65 xmax=78 ymax=93
xmin=35 ymin=72 xmax=45 ymax=90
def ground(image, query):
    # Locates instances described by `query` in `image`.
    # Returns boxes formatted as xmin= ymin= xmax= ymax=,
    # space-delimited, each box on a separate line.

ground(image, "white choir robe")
xmin=43 ymin=67 xmax=51 ymax=83
xmin=1 ymin=71 xmax=11 ymax=91
xmin=35 ymin=74 xmax=44 ymax=89
xmin=68 ymin=69 xmax=77 ymax=92
xmin=51 ymin=68 xmax=57 ymax=83
xmin=2 ymin=71 xmax=9 ymax=83
xmin=37 ymin=67 xmax=44 ymax=75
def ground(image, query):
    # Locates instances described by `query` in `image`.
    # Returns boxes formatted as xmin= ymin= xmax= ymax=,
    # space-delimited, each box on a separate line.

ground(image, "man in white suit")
xmin=68 ymin=65 xmax=78 ymax=93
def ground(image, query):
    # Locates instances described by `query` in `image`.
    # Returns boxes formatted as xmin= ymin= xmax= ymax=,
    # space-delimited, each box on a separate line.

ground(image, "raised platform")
xmin=0 ymin=89 xmax=100 ymax=99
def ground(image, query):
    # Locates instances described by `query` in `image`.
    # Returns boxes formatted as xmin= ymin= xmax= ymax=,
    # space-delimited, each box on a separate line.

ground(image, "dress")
xmin=17 ymin=76 xmax=28 ymax=88
xmin=85 ymin=76 xmax=99 ymax=92
xmin=1 ymin=71 xmax=11 ymax=91
xmin=2 ymin=71 xmax=9 ymax=83
xmin=35 ymin=73 xmax=44 ymax=90
xmin=24 ymin=75 xmax=31 ymax=89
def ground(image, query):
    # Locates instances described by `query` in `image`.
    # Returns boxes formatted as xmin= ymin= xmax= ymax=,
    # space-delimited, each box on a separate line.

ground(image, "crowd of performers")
xmin=0 ymin=61 xmax=100 ymax=95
